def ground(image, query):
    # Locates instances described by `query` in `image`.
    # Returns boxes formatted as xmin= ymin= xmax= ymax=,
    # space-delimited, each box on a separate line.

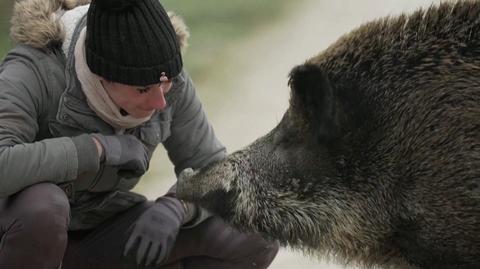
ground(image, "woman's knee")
xmin=240 ymin=236 xmax=280 ymax=268
xmin=180 ymin=235 xmax=279 ymax=269
xmin=0 ymin=183 xmax=70 ymax=266
xmin=254 ymin=239 xmax=280 ymax=268
xmin=11 ymin=183 xmax=70 ymax=239
xmin=196 ymin=216 xmax=280 ymax=268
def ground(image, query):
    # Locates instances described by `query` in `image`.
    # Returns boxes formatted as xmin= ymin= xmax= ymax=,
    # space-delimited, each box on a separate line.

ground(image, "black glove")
xmin=92 ymin=134 xmax=149 ymax=178
xmin=124 ymin=197 xmax=189 ymax=267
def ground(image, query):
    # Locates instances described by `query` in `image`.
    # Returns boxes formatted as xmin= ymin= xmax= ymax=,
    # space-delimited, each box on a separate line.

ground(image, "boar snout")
xmin=176 ymin=161 xmax=237 ymax=204
xmin=176 ymin=168 xmax=200 ymax=200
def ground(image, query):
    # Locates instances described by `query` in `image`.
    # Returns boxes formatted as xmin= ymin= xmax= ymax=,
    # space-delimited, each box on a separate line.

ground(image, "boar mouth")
xmin=176 ymin=166 xmax=239 ymax=219
xmin=197 ymin=188 xmax=238 ymax=219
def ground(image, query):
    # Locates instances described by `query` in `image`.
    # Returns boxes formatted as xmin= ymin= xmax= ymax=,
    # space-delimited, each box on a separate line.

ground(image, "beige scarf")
xmin=74 ymin=28 xmax=152 ymax=130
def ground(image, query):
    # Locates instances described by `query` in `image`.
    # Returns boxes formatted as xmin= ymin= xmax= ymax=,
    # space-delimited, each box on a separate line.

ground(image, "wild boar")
xmin=177 ymin=2 xmax=480 ymax=269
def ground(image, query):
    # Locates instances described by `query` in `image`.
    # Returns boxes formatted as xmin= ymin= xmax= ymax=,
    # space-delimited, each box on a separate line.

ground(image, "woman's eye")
xmin=137 ymin=87 xmax=150 ymax=94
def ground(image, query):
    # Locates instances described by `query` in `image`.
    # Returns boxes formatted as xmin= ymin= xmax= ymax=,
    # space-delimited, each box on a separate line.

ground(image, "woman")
xmin=0 ymin=0 xmax=279 ymax=268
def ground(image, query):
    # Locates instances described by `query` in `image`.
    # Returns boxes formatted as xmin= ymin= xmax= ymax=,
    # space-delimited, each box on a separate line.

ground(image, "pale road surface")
xmin=137 ymin=0 xmax=440 ymax=268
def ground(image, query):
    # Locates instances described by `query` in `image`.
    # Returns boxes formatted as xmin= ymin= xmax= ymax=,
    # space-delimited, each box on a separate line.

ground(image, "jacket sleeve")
xmin=0 ymin=51 xmax=98 ymax=198
xmin=163 ymin=71 xmax=227 ymax=175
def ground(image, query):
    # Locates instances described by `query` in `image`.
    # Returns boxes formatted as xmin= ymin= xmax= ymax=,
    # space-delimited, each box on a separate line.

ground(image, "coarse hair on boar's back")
xmin=177 ymin=1 xmax=480 ymax=269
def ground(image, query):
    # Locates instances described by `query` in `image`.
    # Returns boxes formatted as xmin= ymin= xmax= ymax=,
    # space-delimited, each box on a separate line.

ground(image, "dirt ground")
xmin=139 ymin=0 xmax=440 ymax=268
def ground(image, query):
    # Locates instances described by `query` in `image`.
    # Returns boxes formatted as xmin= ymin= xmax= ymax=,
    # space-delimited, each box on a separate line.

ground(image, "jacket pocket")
xmin=53 ymin=91 xmax=112 ymax=134
xmin=84 ymin=166 xmax=119 ymax=192
xmin=140 ymin=107 xmax=172 ymax=145
xmin=69 ymin=191 xmax=146 ymax=230
xmin=73 ymin=165 xmax=141 ymax=193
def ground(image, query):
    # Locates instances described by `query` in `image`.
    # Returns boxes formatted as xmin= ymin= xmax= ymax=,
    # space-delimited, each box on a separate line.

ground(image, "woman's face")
xmin=101 ymin=77 xmax=173 ymax=119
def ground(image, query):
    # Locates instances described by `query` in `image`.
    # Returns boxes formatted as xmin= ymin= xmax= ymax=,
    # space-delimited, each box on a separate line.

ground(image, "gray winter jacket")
xmin=0 ymin=0 xmax=226 ymax=230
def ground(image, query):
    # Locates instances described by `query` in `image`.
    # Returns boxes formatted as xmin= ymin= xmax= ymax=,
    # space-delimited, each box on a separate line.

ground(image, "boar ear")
xmin=288 ymin=63 xmax=340 ymax=141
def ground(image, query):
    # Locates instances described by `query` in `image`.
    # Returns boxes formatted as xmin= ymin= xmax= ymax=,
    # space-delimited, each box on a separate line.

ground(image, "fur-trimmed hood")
xmin=9 ymin=0 xmax=189 ymax=50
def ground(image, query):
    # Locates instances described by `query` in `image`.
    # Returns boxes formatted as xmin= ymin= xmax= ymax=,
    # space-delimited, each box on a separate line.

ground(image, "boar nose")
xmin=177 ymin=168 xmax=201 ymax=200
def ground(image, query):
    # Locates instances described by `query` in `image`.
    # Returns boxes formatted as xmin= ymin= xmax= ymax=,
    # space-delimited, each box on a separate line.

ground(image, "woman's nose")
xmin=147 ymin=85 xmax=167 ymax=110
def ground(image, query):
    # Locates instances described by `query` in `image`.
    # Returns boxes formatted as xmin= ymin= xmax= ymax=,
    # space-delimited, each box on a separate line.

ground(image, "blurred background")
xmin=1 ymin=0 xmax=442 ymax=268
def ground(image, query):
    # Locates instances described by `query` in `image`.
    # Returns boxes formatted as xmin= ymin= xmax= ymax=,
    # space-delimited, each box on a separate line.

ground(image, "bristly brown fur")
xmin=177 ymin=1 xmax=480 ymax=268
xmin=310 ymin=0 xmax=480 ymax=92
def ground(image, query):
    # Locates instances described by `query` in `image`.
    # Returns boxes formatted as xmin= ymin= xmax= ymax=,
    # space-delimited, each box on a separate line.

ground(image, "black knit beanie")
xmin=85 ymin=0 xmax=182 ymax=86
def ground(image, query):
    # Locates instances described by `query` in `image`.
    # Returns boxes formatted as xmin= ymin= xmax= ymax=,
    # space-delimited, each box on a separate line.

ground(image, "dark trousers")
xmin=0 ymin=183 xmax=279 ymax=269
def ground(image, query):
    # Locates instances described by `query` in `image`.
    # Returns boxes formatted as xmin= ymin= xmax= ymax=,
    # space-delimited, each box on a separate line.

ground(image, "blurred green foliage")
xmin=161 ymin=0 xmax=291 ymax=80
xmin=0 ymin=0 xmax=291 ymax=78
xmin=0 ymin=1 xmax=13 ymax=58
